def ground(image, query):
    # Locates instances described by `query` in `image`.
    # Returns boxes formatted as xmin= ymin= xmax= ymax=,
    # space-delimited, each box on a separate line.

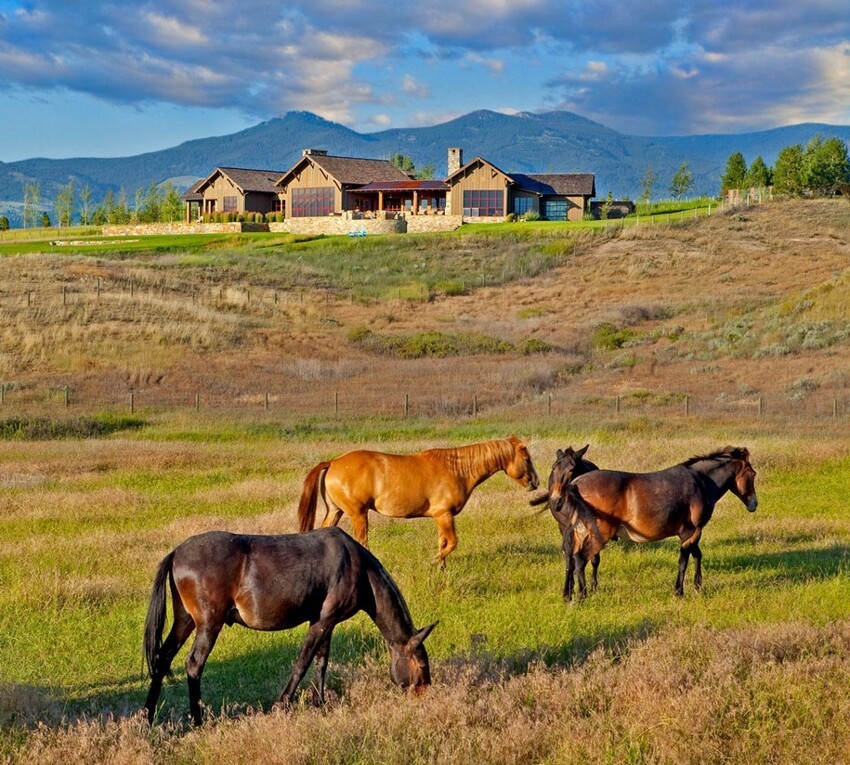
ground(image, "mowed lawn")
xmin=0 ymin=419 xmax=848 ymax=763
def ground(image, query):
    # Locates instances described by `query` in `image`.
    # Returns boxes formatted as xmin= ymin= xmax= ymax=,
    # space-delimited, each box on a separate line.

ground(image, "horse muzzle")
xmin=746 ymin=494 xmax=758 ymax=512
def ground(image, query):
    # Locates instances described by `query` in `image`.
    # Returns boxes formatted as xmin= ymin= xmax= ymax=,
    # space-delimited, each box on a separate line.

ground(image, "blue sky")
xmin=1 ymin=0 xmax=848 ymax=161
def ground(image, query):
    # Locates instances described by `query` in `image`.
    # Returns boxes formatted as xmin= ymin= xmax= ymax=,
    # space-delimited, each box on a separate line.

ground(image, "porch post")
xmin=413 ymin=190 xmax=419 ymax=215
xmin=378 ymin=191 xmax=384 ymax=211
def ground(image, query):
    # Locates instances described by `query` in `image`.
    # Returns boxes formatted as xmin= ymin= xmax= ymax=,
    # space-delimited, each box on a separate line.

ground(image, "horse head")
xmin=725 ymin=446 xmax=758 ymax=512
xmin=389 ymin=621 xmax=437 ymax=692
xmin=547 ymin=444 xmax=596 ymax=516
xmin=506 ymin=436 xmax=540 ymax=491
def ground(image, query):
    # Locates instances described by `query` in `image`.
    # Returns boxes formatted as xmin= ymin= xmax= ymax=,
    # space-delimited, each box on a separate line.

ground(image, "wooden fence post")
xmin=334 ymin=390 xmax=339 ymax=416
xmin=404 ymin=393 xmax=409 ymax=418
xmin=195 ymin=393 xmax=200 ymax=411
xmin=684 ymin=394 xmax=690 ymax=416
xmin=130 ymin=392 xmax=134 ymax=414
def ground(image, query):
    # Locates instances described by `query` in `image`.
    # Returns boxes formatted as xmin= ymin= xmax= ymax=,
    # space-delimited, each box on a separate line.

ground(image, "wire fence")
xmin=2 ymin=381 xmax=848 ymax=427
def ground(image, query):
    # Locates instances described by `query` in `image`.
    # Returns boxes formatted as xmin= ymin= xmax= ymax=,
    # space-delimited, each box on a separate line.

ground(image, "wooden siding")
xmin=201 ymin=174 xmax=280 ymax=214
xmin=447 ymin=161 xmax=510 ymax=216
xmin=280 ymin=161 xmax=342 ymax=215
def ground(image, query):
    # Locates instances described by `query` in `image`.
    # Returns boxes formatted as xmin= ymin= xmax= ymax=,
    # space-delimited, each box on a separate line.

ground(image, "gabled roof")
xmin=512 ymin=173 xmax=596 ymax=197
xmin=196 ymin=166 xmax=285 ymax=195
xmin=446 ymin=157 xmax=595 ymax=197
xmin=445 ymin=156 xmax=511 ymax=183
xmin=181 ymin=178 xmax=205 ymax=201
xmin=278 ymin=154 xmax=411 ymax=187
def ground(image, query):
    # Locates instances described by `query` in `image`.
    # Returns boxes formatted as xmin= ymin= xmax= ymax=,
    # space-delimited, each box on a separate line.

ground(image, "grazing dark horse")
xmin=298 ymin=436 xmax=539 ymax=567
xmin=561 ymin=446 xmax=757 ymax=600
xmin=143 ymin=527 xmax=437 ymax=725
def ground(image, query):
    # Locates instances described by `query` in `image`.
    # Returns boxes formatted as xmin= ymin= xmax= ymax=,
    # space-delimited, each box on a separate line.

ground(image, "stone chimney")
xmin=447 ymin=147 xmax=463 ymax=175
xmin=302 ymin=148 xmax=328 ymax=156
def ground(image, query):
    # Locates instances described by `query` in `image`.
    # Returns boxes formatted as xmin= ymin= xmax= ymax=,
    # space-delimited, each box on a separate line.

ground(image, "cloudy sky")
xmin=1 ymin=0 xmax=849 ymax=161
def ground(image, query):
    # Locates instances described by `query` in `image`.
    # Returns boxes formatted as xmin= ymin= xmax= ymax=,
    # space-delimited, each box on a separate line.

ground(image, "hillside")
xmin=2 ymin=110 xmax=849 ymax=225
xmin=2 ymin=197 xmax=849 ymax=426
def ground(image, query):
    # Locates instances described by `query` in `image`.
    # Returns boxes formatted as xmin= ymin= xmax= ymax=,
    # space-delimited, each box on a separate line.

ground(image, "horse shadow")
xmin=20 ymin=607 xmax=664 ymax=729
xmin=711 ymin=542 xmax=850 ymax=585
xmin=0 ymin=623 xmax=383 ymax=729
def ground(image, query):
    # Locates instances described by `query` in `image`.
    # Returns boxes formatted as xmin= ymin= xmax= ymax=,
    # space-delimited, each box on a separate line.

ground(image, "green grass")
xmin=0 ymin=426 xmax=846 ymax=720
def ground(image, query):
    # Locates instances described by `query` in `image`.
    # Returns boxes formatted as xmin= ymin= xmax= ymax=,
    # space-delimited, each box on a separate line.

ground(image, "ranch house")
xmin=445 ymin=149 xmax=596 ymax=222
xmin=274 ymin=149 xmax=451 ymax=218
xmin=185 ymin=166 xmax=285 ymax=222
xmin=181 ymin=148 xmax=596 ymax=226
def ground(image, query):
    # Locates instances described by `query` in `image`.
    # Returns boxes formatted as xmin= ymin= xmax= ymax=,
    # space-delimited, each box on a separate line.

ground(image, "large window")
xmin=513 ymin=196 xmax=535 ymax=216
xmin=543 ymin=199 xmax=568 ymax=221
xmin=223 ymin=196 xmax=238 ymax=212
xmin=463 ymin=189 xmax=503 ymax=217
xmin=291 ymin=186 xmax=334 ymax=217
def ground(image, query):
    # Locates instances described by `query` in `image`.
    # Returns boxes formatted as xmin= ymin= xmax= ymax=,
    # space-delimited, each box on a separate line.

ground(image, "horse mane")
xmin=426 ymin=438 xmax=516 ymax=476
xmin=361 ymin=545 xmax=416 ymax=635
xmin=682 ymin=446 xmax=749 ymax=466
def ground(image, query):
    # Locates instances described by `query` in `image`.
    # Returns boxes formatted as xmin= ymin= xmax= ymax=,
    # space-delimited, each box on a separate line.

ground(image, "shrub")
xmin=593 ymin=323 xmax=636 ymax=350
xmin=519 ymin=338 xmax=555 ymax=355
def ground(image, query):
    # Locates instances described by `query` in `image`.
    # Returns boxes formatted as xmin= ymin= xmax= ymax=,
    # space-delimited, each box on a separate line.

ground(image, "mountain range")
xmin=2 ymin=109 xmax=849 ymax=225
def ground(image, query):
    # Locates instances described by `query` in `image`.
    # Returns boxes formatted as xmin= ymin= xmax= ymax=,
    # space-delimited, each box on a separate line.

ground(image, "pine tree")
xmin=720 ymin=152 xmax=747 ymax=194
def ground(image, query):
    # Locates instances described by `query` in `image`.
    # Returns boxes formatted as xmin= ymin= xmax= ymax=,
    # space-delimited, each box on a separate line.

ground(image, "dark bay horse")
xmin=528 ymin=445 xmax=604 ymax=598
xmin=561 ymin=446 xmax=757 ymax=600
xmin=144 ymin=527 xmax=437 ymax=725
xmin=298 ymin=436 xmax=539 ymax=566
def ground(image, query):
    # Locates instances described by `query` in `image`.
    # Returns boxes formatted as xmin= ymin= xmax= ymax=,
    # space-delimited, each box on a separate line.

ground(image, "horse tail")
xmin=298 ymin=460 xmax=332 ymax=532
xmin=144 ymin=550 xmax=175 ymax=678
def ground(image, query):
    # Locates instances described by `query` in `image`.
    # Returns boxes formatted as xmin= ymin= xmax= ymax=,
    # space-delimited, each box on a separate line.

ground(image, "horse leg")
xmin=279 ymin=621 xmax=336 ymax=706
xmin=185 ymin=622 xmax=223 ymax=726
xmin=319 ymin=507 xmax=344 ymax=528
xmin=433 ymin=513 xmax=458 ymax=569
xmin=691 ymin=542 xmax=703 ymax=592
xmin=145 ymin=602 xmax=195 ymax=724
xmin=348 ymin=508 xmax=370 ymax=547
xmin=574 ymin=552 xmax=589 ymax=601
xmin=310 ymin=632 xmax=333 ymax=705
xmin=675 ymin=546 xmax=691 ymax=597
xmin=562 ymin=532 xmax=575 ymax=601
xmin=590 ymin=553 xmax=601 ymax=591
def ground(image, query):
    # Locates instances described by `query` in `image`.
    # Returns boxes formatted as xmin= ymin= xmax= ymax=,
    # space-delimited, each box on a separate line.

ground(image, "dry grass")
xmin=6 ymin=623 xmax=850 ymax=764
xmin=2 ymin=199 xmax=850 ymax=423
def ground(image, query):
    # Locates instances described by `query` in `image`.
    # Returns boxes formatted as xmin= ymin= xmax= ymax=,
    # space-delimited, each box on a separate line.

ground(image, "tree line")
xmin=720 ymin=134 xmax=850 ymax=196
xmin=0 ymin=180 xmax=186 ymax=230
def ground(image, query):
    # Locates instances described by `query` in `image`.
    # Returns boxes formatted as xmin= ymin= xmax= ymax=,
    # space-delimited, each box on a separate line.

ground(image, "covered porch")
xmin=349 ymin=180 xmax=448 ymax=216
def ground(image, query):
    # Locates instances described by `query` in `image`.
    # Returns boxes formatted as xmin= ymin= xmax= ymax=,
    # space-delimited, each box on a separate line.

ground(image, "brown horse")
xmin=528 ymin=445 xmax=604 ymax=598
xmin=561 ymin=446 xmax=757 ymax=600
xmin=144 ymin=527 xmax=437 ymax=725
xmin=298 ymin=436 xmax=539 ymax=566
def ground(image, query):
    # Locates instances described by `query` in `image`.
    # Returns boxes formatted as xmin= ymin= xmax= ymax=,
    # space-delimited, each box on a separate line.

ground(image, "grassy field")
xmin=1 ymin=198 xmax=849 ymax=763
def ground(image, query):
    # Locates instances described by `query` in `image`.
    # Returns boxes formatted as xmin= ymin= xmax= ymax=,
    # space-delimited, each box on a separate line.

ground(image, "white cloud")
xmin=402 ymin=75 xmax=430 ymax=98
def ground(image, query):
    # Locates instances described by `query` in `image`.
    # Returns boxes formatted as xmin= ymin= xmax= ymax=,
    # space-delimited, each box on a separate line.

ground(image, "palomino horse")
xmin=144 ymin=527 xmax=437 ymax=725
xmin=561 ymin=446 xmax=757 ymax=600
xmin=298 ymin=436 xmax=539 ymax=566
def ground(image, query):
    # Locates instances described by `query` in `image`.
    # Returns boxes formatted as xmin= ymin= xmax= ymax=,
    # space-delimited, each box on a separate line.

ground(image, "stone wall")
xmin=103 ymin=222 xmax=261 ymax=236
xmin=405 ymin=215 xmax=463 ymax=233
xmin=270 ymin=216 xmax=405 ymax=235
xmin=104 ymin=215 xmax=463 ymax=238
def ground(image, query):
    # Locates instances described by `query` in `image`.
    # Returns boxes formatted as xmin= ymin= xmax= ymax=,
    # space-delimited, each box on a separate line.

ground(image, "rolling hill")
xmin=1 ymin=109 xmax=849 ymax=225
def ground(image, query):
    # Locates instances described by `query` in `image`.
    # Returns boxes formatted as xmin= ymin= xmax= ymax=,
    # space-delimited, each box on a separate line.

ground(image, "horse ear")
xmin=408 ymin=621 xmax=438 ymax=651
xmin=556 ymin=448 xmax=565 ymax=459
xmin=576 ymin=444 xmax=589 ymax=459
